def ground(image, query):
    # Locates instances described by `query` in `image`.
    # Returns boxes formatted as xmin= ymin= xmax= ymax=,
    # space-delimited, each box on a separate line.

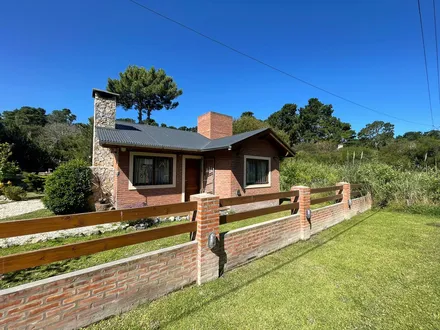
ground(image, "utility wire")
xmin=128 ymin=0 xmax=433 ymax=128
xmin=433 ymin=0 xmax=440 ymax=106
xmin=417 ymin=0 xmax=435 ymax=127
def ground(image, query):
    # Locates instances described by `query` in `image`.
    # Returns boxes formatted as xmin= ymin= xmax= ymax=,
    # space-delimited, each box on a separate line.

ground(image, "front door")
xmin=185 ymin=158 xmax=201 ymax=201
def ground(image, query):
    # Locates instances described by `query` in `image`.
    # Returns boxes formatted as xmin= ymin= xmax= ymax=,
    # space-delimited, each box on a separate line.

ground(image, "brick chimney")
xmin=197 ymin=111 xmax=233 ymax=140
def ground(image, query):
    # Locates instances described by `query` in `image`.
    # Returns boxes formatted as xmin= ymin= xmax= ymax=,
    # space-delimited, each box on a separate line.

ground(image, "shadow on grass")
xmin=161 ymin=210 xmax=381 ymax=327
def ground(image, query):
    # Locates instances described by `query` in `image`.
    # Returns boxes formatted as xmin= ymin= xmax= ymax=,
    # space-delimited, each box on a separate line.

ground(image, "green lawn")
xmin=87 ymin=210 xmax=440 ymax=330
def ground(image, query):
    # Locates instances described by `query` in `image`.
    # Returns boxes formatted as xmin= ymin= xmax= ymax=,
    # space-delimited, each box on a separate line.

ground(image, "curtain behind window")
xmin=155 ymin=157 xmax=171 ymax=184
xmin=134 ymin=157 xmax=153 ymax=185
xmin=256 ymin=160 xmax=268 ymax=184
xmin=246 ymin=158 xmax=268 ymax=185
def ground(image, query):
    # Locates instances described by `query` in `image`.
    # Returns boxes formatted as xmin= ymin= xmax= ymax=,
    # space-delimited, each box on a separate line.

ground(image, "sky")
xmin=1 ymin=0 xmax=440 ymax=135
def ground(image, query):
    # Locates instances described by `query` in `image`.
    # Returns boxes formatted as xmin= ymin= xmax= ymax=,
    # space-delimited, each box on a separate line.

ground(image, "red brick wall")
xmin=197 ymin=112 xmax=233 ymax=139
xmin=310 ymin=203 xmax=345 ymax=235
xmin=230 ymin=137 xmax=281 ymax=211
xmin=231 ymin=137 xmax=280 ymax=197
xmin=349 ymin=194 xmax=372 ymax=218
xmin=222 ymin=214 xmax=301 ymax=271
xmin=116 ymin=149 xmax=184 ymax=209
xmin=0 ymin=242 xmax=197 ymax=330
xmin=203 ymin=150 xmax=232 ymax=199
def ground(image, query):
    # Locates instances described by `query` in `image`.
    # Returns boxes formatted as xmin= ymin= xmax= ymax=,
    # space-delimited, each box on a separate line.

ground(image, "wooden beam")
xmin=310 ymin=194 xmax=343 ymax=205
xmin=220 ymin=191 xmax=299 ymax=207
xmin=0 ymin=222 xmax=197 ymax=274
xmin=310 ymin=186 xmax=343 ymax=194
xmin=0 ymin=201 xmax=197 ymax=239
xmin=219 ymin=202 xmax=299 ymax=224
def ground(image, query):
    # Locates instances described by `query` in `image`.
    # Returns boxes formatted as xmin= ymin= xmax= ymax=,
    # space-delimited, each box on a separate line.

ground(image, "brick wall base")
xmin=222 ymin=214 xmax=300 ymax=271
xmin=0 ymin=242 xmax=197 ymax=330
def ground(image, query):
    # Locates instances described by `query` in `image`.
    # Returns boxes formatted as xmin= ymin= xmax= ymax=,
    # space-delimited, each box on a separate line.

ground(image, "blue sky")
xmin=1 ymin=0 xmax=440 ymax=135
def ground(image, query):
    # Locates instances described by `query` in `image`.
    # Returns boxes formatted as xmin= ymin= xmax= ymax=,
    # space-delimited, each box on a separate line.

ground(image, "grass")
xmin=0 ymin=208 xmax=293 ymax=289
xmin=0 ymin=191 xmax=44 ymax=205
xmin=0 ymin=208 xmax=54 ymax=222
xmin=87 ymin=210 xmax=440 ymax=330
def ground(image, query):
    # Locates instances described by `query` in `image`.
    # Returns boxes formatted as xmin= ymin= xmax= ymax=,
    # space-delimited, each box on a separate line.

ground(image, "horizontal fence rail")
xmin=0 ymin=221 xmax=197 ymax=274
xmin=219 ymin=202 xmax=299 ymax=224
xmin=310 ymin=194 xmax=343 ymax=205
xmin=0 ymin=201 xmax=197 ymax=239
xmin=310 ymin=186 xmax=343 ymax=194
xmin=219 ymin=191 xmax=299 ymax=207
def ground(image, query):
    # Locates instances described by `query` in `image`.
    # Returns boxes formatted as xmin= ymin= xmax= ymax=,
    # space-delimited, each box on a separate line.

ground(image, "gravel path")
xmin=0 ymin=199 xmax=45 ymax=219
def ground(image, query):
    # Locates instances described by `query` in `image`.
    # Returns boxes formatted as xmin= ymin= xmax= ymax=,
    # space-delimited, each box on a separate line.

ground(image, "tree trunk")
xmin=137 ymin=110 xmax=142 ymax=124
xmin=147 ymin=109 xmax=151 ymax=121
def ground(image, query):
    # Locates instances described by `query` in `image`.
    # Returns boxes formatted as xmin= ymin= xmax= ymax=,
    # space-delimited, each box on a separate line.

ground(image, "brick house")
xmin=91 ymin=89 xmax=294 ymax=209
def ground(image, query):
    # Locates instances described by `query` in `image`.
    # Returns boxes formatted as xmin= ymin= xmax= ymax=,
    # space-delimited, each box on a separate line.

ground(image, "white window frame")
xmin=244 ymin=155 xmax=271 ymax=189
xmin=129 ymin=151 xmax=177 ymax=190
xmin=181 ymin=155 xmax=204 ymax=202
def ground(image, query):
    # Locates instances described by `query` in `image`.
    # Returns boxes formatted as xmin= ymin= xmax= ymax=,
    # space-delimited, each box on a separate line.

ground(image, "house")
xmin=91 ymin=89 xmax=294 ymax=210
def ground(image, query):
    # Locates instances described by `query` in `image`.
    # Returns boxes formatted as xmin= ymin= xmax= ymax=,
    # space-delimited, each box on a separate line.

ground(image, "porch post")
xmin=190 ymin=193 xmax=220 ymax=285
xmin=292 ymin=186 xmax=311 ymax=240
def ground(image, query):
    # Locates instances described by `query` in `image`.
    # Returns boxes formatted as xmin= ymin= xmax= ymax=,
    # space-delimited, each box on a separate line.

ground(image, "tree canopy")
xmin=107 ymin=66 xmax=183 ymax=123
xmin=358 ymin=121 xmax=394 ymax=148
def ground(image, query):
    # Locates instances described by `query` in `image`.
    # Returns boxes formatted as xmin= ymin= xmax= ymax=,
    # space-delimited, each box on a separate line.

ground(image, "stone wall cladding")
xmin=92 ymin=92 xmax=116 ymax=168
xmin=222 ymin=214 xmax=301 ymax=271
xmin=0 ymin=241 xmax=197 ymax=330
xmin=91 ymin=166 xmax=115 ymax=204
xmin=92 ymin=91 xmax=117 ymax=203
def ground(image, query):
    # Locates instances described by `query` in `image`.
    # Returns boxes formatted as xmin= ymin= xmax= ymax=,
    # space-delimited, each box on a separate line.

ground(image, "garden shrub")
xmin=43 ymin=159 xmax=92 ymax=215
xmin=3 ymin=185 xmax=27 ymax=201
xmin=22 ymin=172 xmax=46 ymax=192
xmin=280 ymin=158 xmax=440 ymax=208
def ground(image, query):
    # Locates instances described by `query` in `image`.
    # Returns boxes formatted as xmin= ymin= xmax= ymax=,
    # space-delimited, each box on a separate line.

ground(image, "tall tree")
xmin=107 ymin=66 xmax=183 ymax=123
xmin=1 ymin=106 xmax=47 ymax=128
xmin=233 ymin=112 xmax=268 ymax=134
xmin=267 ymin=103 xmax=299 ymax=144
xmin=358 ymin=121 xmax=394 ymax=148
xmin=47 ymin=109 xmax=77 ymax=124
xmin=297 ymin=98 xmax=355 ymax=143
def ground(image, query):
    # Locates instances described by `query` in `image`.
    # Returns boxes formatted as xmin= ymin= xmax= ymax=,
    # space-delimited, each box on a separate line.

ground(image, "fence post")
xmin=337 ymin=182 xmax=351 ymax=217
xmin=291 ymin=186 xmax=311 ymax=240
xmin=190 ymin=193 xmax=220 ymax=285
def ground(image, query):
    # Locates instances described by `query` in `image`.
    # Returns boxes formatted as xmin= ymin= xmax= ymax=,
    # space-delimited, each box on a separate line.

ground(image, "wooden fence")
xmin=0 ymin=184 xmax=365 ymax=274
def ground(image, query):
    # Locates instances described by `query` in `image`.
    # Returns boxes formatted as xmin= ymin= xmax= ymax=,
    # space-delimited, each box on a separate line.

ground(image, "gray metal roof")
xmin=96 ymin=121 xmax=293 ymax=155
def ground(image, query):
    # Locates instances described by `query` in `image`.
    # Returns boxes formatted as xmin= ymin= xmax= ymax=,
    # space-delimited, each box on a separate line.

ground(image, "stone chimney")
xmin=92 ymin=88 xmax=118 ymax=167
xmin=197 ymin=111 xmax=233 ymax=140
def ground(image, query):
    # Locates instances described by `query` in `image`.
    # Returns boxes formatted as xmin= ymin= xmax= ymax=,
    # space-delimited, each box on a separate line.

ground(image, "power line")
xmin=417 ymin=0 xmax=435 ymax=127
xmin=128 ymin=0 xmax=433 ymax=128
xmin=433 ymin=0 xmax=440 ymax=106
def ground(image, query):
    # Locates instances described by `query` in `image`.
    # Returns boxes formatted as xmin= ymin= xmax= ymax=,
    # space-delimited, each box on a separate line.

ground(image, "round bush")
xmin=43 ymin=159 xmax=92 ymax=215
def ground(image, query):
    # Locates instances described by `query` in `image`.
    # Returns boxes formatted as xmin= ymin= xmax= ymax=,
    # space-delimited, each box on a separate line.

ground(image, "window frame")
xmin=128 ymin=152 xmax=177 ymax=190
xmin=243 ymin=155 xmax=271 ymax=189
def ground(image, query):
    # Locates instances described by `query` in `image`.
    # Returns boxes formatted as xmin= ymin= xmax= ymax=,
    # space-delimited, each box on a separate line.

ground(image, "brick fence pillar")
xmin=190 ymin=193 xmax=220 ymax=285
xmin=337 ymin=182 xmax=351 ymax=217
xmin=292 ymin=186 xmax=311 ymax=240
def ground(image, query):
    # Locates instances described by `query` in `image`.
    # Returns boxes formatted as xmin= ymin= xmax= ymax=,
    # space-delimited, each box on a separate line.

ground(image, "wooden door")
xmin=185 ymin=159 xmax=201 ymax=201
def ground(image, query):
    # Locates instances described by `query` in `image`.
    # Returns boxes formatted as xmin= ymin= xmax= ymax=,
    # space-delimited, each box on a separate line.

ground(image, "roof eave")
xmin=100 ymin=141 xmax=205 ymax=153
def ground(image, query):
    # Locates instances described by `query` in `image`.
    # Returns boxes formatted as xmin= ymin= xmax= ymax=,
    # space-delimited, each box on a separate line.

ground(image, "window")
xmin=131 ymin=153 xmax=175 ymax=188
xmin=245 ymin=156 xmax=270 ymax=187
